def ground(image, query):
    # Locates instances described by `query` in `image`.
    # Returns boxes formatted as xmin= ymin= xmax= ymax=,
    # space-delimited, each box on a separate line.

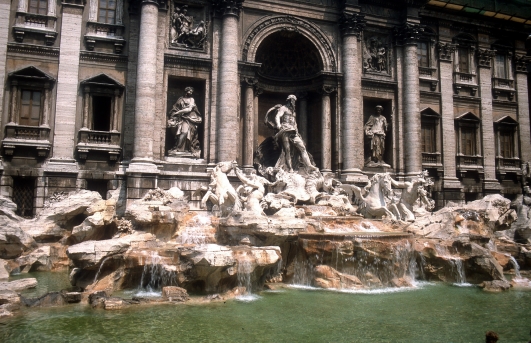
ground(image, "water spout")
xmin=508 ymin=256 xmax=521 ymax=278
xmin=93 ymin=256 xmax=111 ymax=284
xmin=138 ymin=251 xmax=177 ymax=295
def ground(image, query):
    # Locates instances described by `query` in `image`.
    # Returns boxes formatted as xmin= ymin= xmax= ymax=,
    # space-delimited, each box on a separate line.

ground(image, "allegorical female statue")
xmin=167 ymin=87 xmax=202 ymax=158
xmin=364 ymin=105 xmax=390 ymax=167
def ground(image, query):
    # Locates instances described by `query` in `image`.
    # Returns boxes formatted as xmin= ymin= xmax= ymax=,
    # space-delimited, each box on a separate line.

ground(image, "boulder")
xmin=67 ymin=239 xmax=131 ymax=269
xmin=23 ymin=292 xmax=66 ymax=307
xmin=23 ymin=190 xmax=103 ymax=242
xmin=103 ymin=297 xmax=124 ymax=310
xmin=0 ymin=216 xmax=38 ymax=259
xmin=0 ymin=196 xmax=21 ymax=221
xmin=313 ymin=265 xmax=364 ymax=289
xmin=0 ymin=259 xmax=9 ymax=279
xmin=162 ymin=286 xmax=189 ymax=302
xmin=0 ymin=278 xmax=38 ymax=292
xmin=124 ymin=188 xmax=189 ymax=240
xmin=479 ymin=280 xmax=511 ymax=292
xmin=63 ymin=291 xmax=82 ymax=303
xmin=15 ymin=246 xmax=52 ymax=272
xmin=0 ymin=290 xmax=21 ymax=312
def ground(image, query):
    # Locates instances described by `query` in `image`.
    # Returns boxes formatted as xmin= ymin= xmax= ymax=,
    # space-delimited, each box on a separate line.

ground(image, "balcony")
xmin=13 ymin=12 xmax=57 ymax=45
xmin=2 ymin=124 xmax=51 ymax=157
xmin=453 ymin=72 xmax=478 ymax=96
xmin=456 ymin=155 xmax=483 ymax=178
xmin=492 ymin=78 xmax=515 ymax=101
xmin=496 ymin=157 xmax=521 ymax=179
xmin=76 ymin=129 xmax=121 ymax=161
xmin=84 ymin=22 xmax=126 ymax=54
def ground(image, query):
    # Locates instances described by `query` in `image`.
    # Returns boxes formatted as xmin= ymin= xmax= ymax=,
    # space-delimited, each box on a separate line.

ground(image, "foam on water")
xmin=236 ymin=294 xmax=262 ymax=302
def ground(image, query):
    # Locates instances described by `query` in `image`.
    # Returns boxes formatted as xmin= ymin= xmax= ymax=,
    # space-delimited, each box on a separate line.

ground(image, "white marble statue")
xmin=199 ymin=161 xmax=241 ymax=216
xmin=234 ymin=165 xmax=271 ymax=216
xmin=390 ymin=170 xmax=433 ymax=222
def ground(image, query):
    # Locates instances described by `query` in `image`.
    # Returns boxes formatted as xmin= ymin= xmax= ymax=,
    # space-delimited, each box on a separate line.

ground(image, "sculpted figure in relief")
xmin=364 ymin=105 xmax=389 ymax=167
xmin=167 ymin=87 xmax=202 ymax=158
xmin=171 ymin=6 xmax=207 ymax=49
xmin=389 ymin=170 xmax=434 ymax=222
xmin=363 ymin=37 xmax=387 ymax=73
xmin=264 ymin=95 xmax=318 ymax=173
xmin=234 ymin=164 xmax=271 ymax=216
xmin=199 ymin=161 xmax=241 ymax=216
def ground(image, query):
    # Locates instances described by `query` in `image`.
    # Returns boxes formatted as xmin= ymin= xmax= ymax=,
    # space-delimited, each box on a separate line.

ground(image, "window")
xmin=499 ymin=130 xmax=514 ymax=158
xmin=417 ymin=41 xmax=429 ymax=68
xmin=92 ymin=95 xmax=112 ymax=131
xmin=457 ymin=47 xmax=470 ymax=74
xmin=460 ymin=126 xmax=477 ymax=156
xmin=28 ymin=0 xmax=48 ymax=15
xmin=495 ymin=116 xmax=519 ymax=160
xmin=421 ymin=124 xmax=436 ymax=153
xmin=19 ymin=90 xmax=42 ymax=126
xmin=495 ymin=54 xmax=507 ymax=79
xmin=98 ymin=0 xmax=116 ymax=24
xmin=12 ymin=177 xmax=36 ymax=218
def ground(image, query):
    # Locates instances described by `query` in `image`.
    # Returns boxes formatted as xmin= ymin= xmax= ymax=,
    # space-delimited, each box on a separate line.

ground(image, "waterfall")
xmin=235 ymin=256 xmax=260 ymax=301
xmin=292 ymin=260 xmax=314 ymax=287
xmin=508 ymin=256 xmax=521 ymax=278
xmin=450 ymin=258 xmax=467 ymax=284
xmin=93 ymin=256 xmax=111 ymax=284
xmin=138 ymin=251 xmax=177 ymax=295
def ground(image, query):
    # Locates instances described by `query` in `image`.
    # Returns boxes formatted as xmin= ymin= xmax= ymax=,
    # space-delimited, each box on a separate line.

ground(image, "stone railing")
xmin=84 ymin=22 xmax=126 ymax=53
xmin=2 ymin=124 xmax=51 ymax=157
xmin=492 ymin=78 xmax=516 ymax=100
xmin=453 ymin=72 xmax=477 ymax=85
xmin=419 ymin=67 xmax=437 ymax=78
xmin=76 ymin=129 xmax=121 ymax=161
xmin=496 ymin=157 xmax=521 ymax=178
xmin=422 ymin=152 xmax=441 ymax=165
xmin=13 ymin=12 xmax=57 ymax=45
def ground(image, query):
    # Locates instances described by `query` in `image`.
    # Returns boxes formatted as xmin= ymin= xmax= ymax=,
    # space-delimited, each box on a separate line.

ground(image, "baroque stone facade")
xmin=0 ymin=0 xmax=530 ymax=216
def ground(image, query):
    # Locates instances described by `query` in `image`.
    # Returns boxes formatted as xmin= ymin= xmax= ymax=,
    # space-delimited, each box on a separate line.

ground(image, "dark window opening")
xmin=499 ymin=130 xmax=514 ymax=158
xmin=86 ymin=179 xmax=108 ymax=200
xmin=465 ymin=192 xmax=477 ymax=203
xmin=458 ymin=47 xmax=469 ymax=73
xmin=92 ymin=96 xmax=112 ymax=131
xmin=461 ymin=127 xmax=477 ymax=156
xmin=417 ymin=41 xmax=429 ymax=68
xmin=98 ymin=0 xmax=116 ymax=24
xmin=12 ymin=177 xmax=36 ymax=218
xmin=421 ymin=122 xmax=436 ymax=153
xmin=29 ymin=0 xmax=47 ymax=15
xmin=20 ymin=89 xmax=42 ymax=126
xmin=495 ymin=54 xmax=507 ymax=79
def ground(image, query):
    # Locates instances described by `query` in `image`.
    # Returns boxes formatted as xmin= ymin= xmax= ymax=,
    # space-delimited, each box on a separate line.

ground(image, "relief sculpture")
xmin=170 ymin=5 xmax=207 ymax=49
xmin=363 ymin=36 xmax=388 ymax=73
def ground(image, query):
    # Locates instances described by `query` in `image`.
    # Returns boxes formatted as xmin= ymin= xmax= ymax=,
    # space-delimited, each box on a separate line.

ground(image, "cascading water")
xmin=178 ymin=213 xmax=215 ymax=245
xmin=508 ymin=256 xmax=521 ymax=278
xmin=138 ymin=251 xmax=177 ymax=296
xmin=93 ymin=256 xmax=111 ymax=284
xmin=235 ymin=256 xmax=259 ymax=301
xmin=450 ymin=258 xmax=467 ymax=285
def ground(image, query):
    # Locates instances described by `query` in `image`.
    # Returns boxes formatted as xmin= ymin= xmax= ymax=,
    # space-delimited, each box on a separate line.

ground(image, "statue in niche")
xmin=261 ymin=94 xmax=319 ymax=173
xmin=364 ymin=105 xmax=390 ymax=167
xmin=170 ymin=5 xmax=207 ymax=49
xmin=363 ymin=37 xmax=387 ymax=73
xmin=167 ymin=87 xmax=202 ymax=158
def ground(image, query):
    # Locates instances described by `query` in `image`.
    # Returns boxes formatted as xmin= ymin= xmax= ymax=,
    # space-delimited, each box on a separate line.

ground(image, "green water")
xmin=1 ymin=277 xmax=530 ymax=343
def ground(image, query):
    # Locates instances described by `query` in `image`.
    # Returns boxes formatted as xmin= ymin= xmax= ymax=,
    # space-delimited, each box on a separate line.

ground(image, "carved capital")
xmin=339 ymin=12 xmax=366 ymax=40
xmin=394 ymin=23 xmax=423 ymax=45
xmin=477 ymin=49 xmax=495 ymax=68
xmin=253 ymin=86 xmax=263 ymax=97
xmin=515 ymin=54 xmax=531 ymax=73
xmin=241 ymin=77 xmax=258 ymax=87
xmin=212 ymin=0 xmax=244 ymax=18
xmin=437 ymin=42 xmax=456 ymax=62
xmin=320 ymin=85 xmax=337 ymax=95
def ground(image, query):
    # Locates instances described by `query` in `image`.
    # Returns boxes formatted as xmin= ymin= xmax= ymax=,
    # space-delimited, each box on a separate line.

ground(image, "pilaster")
xmin=0 ymin=0 xmax=10 ymax=133
xmin=339 ymin=11 xmax=366 ymax=182
xmin=242 ymin=77 xmax=257 ymax=169
xmin=515 ymin=55 xmax=531 ymax=163
xmin=48 ymin=1 xmax=84 ymax=172
xmin=438 ymin=42 xmax=461 ymax=188
xmin=477 ymin=48 xmax=499 ymax=191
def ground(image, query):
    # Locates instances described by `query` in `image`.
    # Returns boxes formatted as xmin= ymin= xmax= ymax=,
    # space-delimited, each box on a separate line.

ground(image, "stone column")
xmin=0 ymin=0 xmax=10 ymax=129
xmin=41 ymin=83 xmax=51 ymax=127
xmin=515 ymin=55 xmax=531 ymax=162
xmin=438 ymin=42 xmax=461 ymax=189
xmin=112 ymin=89 xmax=120 ymax=132
xmin=321 ymin=86 xmax=335 ymax=172
xmin=242 ymin=77 xmax=256 ymax=169
xmin=396 ymin=23 xmax=423 ymax=177
xmin=253 ymin=86 xmax=262 ymax=152
xmin=131 ymin=0 xmax=160 ymax=166
xmin=49 ymin=1 xmax=84 ymax=169
xmin=82 ymin=88 xmax=89 ymax=129
xmin=8 ymin=83 xmax=18 ymax=124
xmin=297 ymin=92 xmax=308 ymax=143
xmin=339 ymin=12 xmax=366 ymax=181
xmin=215 ymin=0 xmax=244 ymax=162
xmin=477 ymin=49 xmax=499 ymax=191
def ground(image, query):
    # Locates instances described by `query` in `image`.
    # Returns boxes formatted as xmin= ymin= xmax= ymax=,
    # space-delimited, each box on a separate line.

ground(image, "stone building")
xmin=0 ymin=0 xmax=530 ymax=216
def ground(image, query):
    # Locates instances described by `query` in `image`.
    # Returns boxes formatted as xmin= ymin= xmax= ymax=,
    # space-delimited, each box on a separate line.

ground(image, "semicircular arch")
xmin=242 ymin=15 xmax=337 ymax=73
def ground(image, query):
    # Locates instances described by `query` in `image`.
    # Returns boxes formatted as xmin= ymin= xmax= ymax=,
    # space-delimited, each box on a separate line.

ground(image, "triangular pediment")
xmin=456 ymin=111 xmax=480 ymax=121
xmin=9 ymin=66 xmax=55 ymax=82
xmin=495 ymin=115 xmax=518 ymax=125
xmin=421 ymin=107 xmax=440 ymax=117
xmin=81 ymin=74 xmax=124 ymax=89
